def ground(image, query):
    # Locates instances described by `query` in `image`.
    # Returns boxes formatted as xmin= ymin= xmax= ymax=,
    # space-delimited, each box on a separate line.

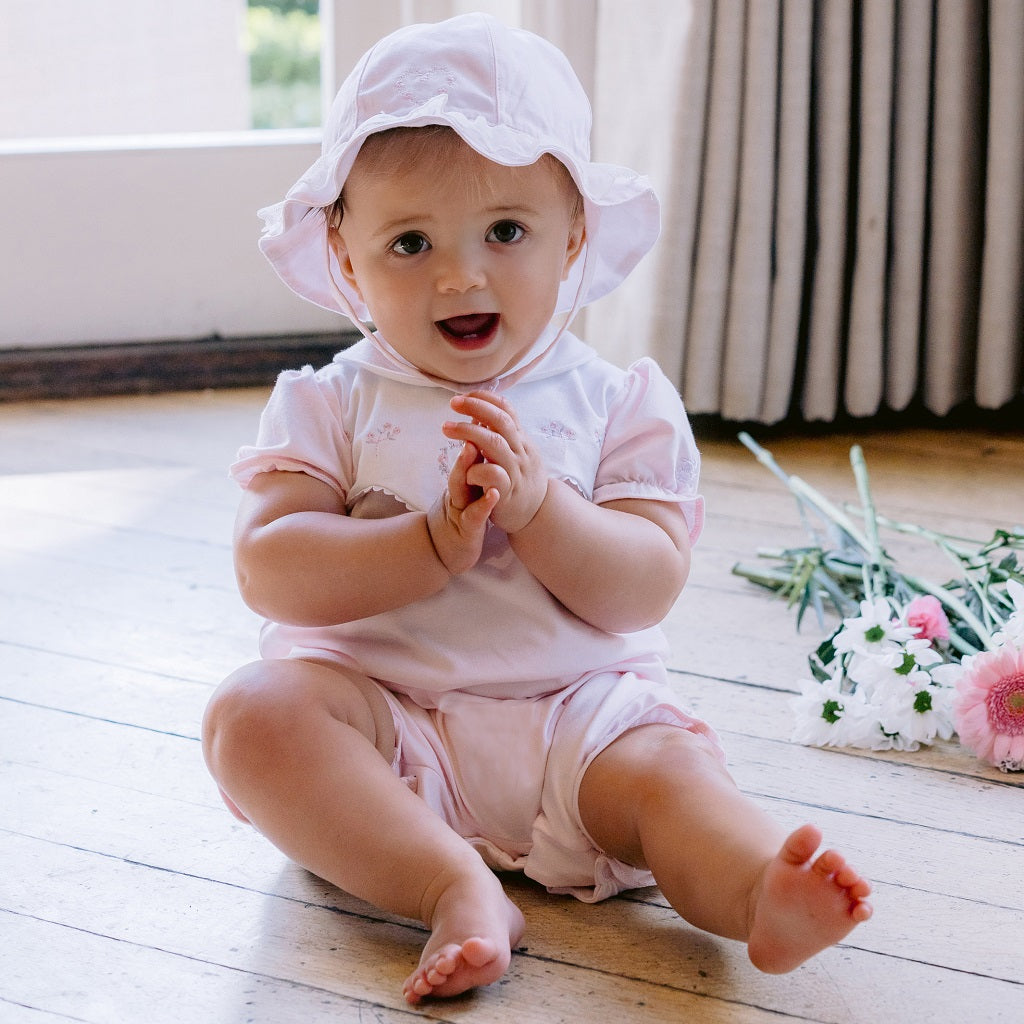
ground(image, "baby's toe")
xmin=832 ymin=862 xmax=862 ymax=888
xmin=812 ymin=849 xmax=845 ymax=878
xmin=403 ymin=975 xmax=433 ymax=1003
xmin=427 ymin=962 xmax=455 ymax=985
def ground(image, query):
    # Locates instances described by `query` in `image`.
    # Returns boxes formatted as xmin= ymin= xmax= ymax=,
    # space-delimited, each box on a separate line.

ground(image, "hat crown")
xmin=326 ymin=13 xmax=592 ymax=167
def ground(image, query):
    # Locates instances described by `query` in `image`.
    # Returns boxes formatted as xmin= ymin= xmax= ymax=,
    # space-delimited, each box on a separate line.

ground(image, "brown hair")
xmin=327 ymin=125 xmax=583 ymax=228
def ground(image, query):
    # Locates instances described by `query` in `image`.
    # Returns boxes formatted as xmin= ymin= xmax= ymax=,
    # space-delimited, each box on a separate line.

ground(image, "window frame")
xmin=0 ymin=0 xmax=400 ymax=350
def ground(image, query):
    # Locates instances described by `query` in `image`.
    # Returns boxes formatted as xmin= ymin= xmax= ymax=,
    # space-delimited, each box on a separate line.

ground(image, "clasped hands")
xmin=427 ymin=391 xmax=548 ymax=575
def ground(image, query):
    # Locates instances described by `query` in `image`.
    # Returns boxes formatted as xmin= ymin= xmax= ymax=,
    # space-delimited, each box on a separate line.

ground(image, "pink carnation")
xmin=905 ymin=595 xmax=950 ymax=641
xmin=953 ymin=644 xmax=1024 ymax=771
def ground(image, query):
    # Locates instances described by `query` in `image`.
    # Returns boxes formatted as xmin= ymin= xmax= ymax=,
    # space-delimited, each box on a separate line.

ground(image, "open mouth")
xmin=436 ymin=313 xmax=500 ymax=348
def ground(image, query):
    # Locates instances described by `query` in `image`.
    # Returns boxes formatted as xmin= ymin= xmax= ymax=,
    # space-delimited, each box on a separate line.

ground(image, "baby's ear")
xmin=328 ymin=225 xmax=362 ymax=297
xmin=561 ymin=216 xmax=586 ymax=280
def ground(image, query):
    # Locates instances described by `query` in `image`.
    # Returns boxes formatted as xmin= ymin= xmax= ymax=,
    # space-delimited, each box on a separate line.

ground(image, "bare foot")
xmin=402 ymin=870 xmax=525 ymax=1004
xmin=746 ymin=824 xmax=872 ymax=974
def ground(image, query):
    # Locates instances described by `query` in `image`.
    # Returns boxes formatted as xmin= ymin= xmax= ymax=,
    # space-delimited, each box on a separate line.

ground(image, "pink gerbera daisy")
xmin=953 ymin=644 xmax=1024 ymax=771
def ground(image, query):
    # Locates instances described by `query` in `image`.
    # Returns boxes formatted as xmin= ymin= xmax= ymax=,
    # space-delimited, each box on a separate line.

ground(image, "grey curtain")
xmin=587 ymin=0 xmax=1024 ymax=423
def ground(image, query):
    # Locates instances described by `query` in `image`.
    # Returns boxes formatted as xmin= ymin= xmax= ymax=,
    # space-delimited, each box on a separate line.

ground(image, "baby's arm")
xmin=233 ymin=465 xmax=496 ymax=627
xmin=443 ymin=392 xmax=690 ymax=633
xmin=511 ymin=484 xmax=690 ymax=632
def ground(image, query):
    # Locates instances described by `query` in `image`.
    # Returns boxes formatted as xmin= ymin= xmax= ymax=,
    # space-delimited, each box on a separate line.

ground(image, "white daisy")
xmin=790 ymin=672 xmax=871 ymax=748
xmin=847 ymin=637 xmax=943 ymax=697
xmin=993 ymin=579 xmax=1024 ymax=649
xmin=832 ymin=598 xmax=916 ymax=657
xmin=876 ymin=680 xmax=956 ymax=749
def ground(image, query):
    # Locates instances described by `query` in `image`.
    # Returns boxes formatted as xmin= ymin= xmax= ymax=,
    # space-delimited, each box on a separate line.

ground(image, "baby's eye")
xmin=391 ymin=232 xmax=430 ymax=255
xmin=487 ymin=221 xmax=525 ymax=244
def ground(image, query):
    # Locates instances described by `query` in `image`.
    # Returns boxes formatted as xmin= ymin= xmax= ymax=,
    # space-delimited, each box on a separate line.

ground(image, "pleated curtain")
xmin=584 ymin=0 xmax=1024 ymax=423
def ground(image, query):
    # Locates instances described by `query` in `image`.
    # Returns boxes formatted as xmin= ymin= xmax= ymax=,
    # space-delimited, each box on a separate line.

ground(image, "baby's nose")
xmin=436 ymin=250 xmax=486 ymax=293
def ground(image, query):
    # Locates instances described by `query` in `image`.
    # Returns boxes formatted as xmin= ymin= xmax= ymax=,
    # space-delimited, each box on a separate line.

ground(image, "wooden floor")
xmin=2 ymin=388 xmax=1022 ymax=1024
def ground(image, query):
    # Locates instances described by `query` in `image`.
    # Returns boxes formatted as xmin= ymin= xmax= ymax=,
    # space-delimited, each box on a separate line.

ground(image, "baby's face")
xmin=330 ymin=139 xmax=584 ymax=384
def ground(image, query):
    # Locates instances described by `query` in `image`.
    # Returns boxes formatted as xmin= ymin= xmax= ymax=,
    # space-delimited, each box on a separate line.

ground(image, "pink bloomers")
xmin=375 ymin=664 xmax=724 ymax=902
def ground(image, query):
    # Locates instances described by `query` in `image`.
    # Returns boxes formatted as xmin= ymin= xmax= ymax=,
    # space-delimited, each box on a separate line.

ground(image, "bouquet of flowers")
xmin=732 ymin=434 xmax=1024 ymax=772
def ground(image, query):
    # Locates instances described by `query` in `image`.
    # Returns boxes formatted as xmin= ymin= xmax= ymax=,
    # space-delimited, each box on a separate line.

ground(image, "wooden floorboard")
xmin=1 ymin=389 xmax=1022 ymax=1023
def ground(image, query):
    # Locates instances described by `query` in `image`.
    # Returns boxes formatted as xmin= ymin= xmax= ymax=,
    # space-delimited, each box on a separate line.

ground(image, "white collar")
xmin=336 ymin=323 xmax=596 ymax=392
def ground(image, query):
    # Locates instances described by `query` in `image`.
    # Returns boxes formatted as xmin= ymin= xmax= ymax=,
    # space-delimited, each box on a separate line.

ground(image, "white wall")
xmin=0 ymin=133 xmax=341 ymax=347
xmin=0 ymin=0 xmax=250 ymax=138
xmin=0 ymin=0 xmax=340 ymax=348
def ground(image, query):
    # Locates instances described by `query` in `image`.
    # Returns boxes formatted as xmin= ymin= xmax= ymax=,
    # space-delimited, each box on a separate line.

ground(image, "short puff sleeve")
xmin=592 ymin=358 xmax=705 ymax=544
xmin=229 ymin=366 xmax=354 ymax=499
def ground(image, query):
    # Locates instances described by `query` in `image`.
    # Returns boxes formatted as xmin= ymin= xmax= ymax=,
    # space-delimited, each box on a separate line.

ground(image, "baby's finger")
xmin=462 ymin=486 xmax=500 ymax=529
xmin=447 ymin=441 xmax=481 ymax=509
xmin=443 ymin=418 xmax=513 ymax=468
xmin=452 ymin=439 xmax=482 ymax=473
xmin=452 ymin=389 xmax=511 ymax=416
xmin=466 ymin=459 xmax=510 ymax=496
xmin=450 ymin=392 xmax=521 ymax=444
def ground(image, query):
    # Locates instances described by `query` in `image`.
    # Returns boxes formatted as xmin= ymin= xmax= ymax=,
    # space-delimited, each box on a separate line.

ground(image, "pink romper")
xmin=231 ymin=331 xmax=722 ymax=901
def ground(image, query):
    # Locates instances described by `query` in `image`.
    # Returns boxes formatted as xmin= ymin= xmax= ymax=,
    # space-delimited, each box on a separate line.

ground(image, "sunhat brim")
xmin=258 ymin=14 xmax=660 ymax=326
xmin=258 ymin=100 xmax=660 ymax=324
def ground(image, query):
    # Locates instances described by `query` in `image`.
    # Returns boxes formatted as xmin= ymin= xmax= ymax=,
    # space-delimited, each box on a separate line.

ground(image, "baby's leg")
xmin=202 ymin=659 xmax=523 ymax=1002
xmin=578 ymin=724 xmax=871 ymax=973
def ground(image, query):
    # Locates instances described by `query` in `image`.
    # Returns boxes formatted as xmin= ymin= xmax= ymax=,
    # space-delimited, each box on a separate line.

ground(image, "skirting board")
xmin=2 ymin=336 xmax=1020 ymax=432
xmin=0 ymin=334 xmax=359 ymax=402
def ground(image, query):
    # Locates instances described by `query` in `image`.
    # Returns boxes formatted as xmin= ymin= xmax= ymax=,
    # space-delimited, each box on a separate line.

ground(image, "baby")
xmin=202 ymin=13 xmax=871 ymax=1005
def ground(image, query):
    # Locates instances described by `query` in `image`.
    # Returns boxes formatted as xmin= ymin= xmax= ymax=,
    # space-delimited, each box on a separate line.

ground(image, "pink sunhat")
xmin=257 ymin=12 xmax=660 ymax=327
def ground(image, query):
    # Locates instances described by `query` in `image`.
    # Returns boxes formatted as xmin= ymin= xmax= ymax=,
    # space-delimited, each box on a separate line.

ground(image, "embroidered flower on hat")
xmin=393 ymin=66 xmax=458 ymax=107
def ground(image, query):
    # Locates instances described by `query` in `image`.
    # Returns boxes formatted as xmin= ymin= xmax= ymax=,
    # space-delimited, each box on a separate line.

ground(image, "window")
xmin=0 ymin=0 xmax=321 ymax=140
xmin=248 ymin=1 xmax=322 ymax=130
xmin=0 ymin=0 xmax=336 ymax=349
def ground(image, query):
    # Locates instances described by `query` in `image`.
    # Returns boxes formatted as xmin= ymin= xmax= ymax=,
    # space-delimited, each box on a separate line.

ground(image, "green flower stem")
xmin=958 ymin=573 xmax=1003 ymax=634
xmin=866 ymin=512 xmax=1008 ymax=629
xmin=732 ymin=554 xmax=863 ymax=624
xmin=869 ymin=512 xmax=980 ymax=552
xmin=786 ymin=476 xmax=874 ymax=553
xmin=810 ymin=568 xmax=859 ymax=618
xmin=850 ymin=446 xmax=887 ymax=599
xmin=737 ymin=433 xmax=826 ymax=542
xmin=738 ymin=434 xmax=881 ymax=555
xmin=946 ymin=633 xmax=983 ymax=658
xmin=737 ymin=432 xmax=790 ymax=487
xmin=737 ymin=547 xmax=875 ymax=588
xmin=730 ymin=562 xmax=796 ymax=588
